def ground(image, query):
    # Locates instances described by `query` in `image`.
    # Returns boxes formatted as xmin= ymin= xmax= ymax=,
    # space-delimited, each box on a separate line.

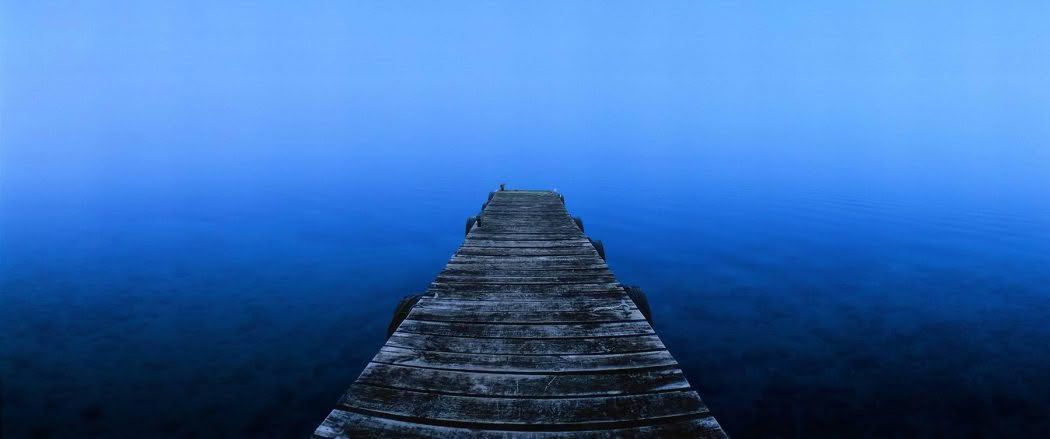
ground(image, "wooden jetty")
xmin=312 ymin=189 xmax=728 ymax=438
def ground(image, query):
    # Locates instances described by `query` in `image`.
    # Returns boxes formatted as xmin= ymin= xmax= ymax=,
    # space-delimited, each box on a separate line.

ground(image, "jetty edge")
xmin=312 ymin=188 xmax=728 ymax=438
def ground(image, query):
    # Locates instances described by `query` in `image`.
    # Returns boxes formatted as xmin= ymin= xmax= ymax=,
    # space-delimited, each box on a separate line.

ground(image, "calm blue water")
xmin=3 ymin=2 xmax=1049 ymax=438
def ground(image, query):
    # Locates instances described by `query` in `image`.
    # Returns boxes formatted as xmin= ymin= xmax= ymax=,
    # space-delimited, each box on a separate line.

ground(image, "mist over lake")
xmin=2 ymin=2 xmax=1048 ymax=437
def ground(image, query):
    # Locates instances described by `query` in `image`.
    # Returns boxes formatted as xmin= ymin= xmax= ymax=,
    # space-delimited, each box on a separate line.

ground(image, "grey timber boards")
xmin=312 ymin=190 xmax=727 ymax=438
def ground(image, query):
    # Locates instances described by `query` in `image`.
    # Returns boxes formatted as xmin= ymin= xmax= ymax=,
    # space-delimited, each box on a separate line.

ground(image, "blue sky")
xmin=2 ymin=1 xmax=1048 ymax=203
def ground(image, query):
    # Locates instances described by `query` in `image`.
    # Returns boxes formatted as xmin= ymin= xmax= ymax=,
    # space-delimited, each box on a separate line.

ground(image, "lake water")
xmin=3 ymin=2 xmax=1049 ymax=438
xmin=4 ymin=154 xmax=1048 ymax=437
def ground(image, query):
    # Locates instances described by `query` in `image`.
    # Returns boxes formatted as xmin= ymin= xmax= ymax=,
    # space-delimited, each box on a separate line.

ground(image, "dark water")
xmin=3 ymin=2 xmax=1049 ymax=438
xmin=4 ymin=162 xmax=1049 ymax=438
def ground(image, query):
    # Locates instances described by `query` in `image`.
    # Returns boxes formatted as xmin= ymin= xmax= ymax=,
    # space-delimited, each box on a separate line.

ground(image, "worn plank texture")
xmin=312 ymin=190 xmax=727 ymax=438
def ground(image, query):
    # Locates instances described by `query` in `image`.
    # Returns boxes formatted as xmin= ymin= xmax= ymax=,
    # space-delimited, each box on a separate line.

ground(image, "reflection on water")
xmin=2 ymin=169 xmax=1048 ymax=437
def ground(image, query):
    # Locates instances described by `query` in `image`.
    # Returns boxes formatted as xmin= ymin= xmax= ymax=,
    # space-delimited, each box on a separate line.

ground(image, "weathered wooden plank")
xmin=433 ymin=273 xmax=611 ymax=283
xmin=395 ymin=320 xmax=655 ymax=339
xmin=414 ymin=298 xmax=634 ymax=312
xmin=486 ymin=199 xmax=564 ymax=203
xmin=315 ymin=409 xmax=727 ymax=439
xmin=480 ymin=209 xmax=568 ymax=212
xmin=445 ymin=262 xmax=609 ymax=268
xmin=477 ymin=218 xmax=575 ymax=224
xmin=456 ymin=247 xmax=597 ymax=256
xmin=449 ymin=254 xmax=604 ymax=263
xmin=468 ymin=233 xmax=586 ymax=239
xmin=440 ymin=267 xmax=611 ymax=276
xmin=475 ymin=225 xmax=580 ymax=232
xmin=439 ymin=266 xmax=611 ymax=275
xmin=484 ymin=200 xmax=565 ymax=204
xmin=487 ymin=196 xmax=564 ymax=200
xmin=477 ymin=216 xmax=573 ymax=221
xmin=479 ymin=213 xmax=570 ymax=218
xmin=477 ymin=213 xmax=570 ymax=218
xmin=461 ymin=240 xmax=589 ymax=248
xmin=444 ymin=263 xmax=610 ymax=271
xmin=482 ymin=204 xmax=567 ymax=208
xmin=433 ymin=275 xmax=619 ymax=284
xmin=357 ymin=363 xmax=691 ymax=397
xmin=407 ymin=307 xmax=646 ymax=324
xmin=481 ymin=203 xmax=566 ymax=208
xmin=487 ymin=196 xmax=562 ymax=199
xmin=487 ymin=195 xmax=563 ymax=199
xmin=487 ymin=196 xmax=564 ymax=201
xmin=472 ymin=230 xmax=585 ymax=237
xmin=385 ymin=333 xmax=667 ymax=355
xmin=482 ymin=206 xmax=565 ymax=209
xmin=485 ymin=198 xmax=564 ymax=203
xmin=476 ymin=224 xmax=579 ymax=230
xmin=482 ymin=207 xmax=565 ymax=209
xmin=428 ymin=282 xmax=623 ymax=294
xmin=440 ymin=265 xmax=609 ymax=273
xmin=339 ymin=384 xmax=707 ymax=425
xmin=443 ymin=263 xmax=609 ymax=271
xmin=464 ymin=233 xmax=585 ymax=241
xmin=371 ymin=346 xmax=676 ymax=373
xmin=479 ymin=214 xmax=570 ymax=218
xmin=484 ymin=196 xmax=562 ymax=200
xmin=426 ymin=290 xmax=629 ymax=302
xmin=479 ymin=211 xmax=570 ymax=216
xmin=436 ymin=274 xmax=613 ymax=281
